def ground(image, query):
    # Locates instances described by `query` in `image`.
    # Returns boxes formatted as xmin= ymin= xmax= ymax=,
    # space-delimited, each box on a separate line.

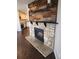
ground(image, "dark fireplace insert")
xmin=34 ymin=27 xmax=44 ymax=42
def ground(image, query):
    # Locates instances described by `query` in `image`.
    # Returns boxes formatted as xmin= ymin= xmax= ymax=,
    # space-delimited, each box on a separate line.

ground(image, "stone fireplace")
xmin=28 ymin=22 xmax=55 ymax=49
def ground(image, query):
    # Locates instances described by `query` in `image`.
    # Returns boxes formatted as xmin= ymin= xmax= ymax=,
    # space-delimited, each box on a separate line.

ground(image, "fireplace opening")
xmin=34 ymin=27 xmax=44 ymax=42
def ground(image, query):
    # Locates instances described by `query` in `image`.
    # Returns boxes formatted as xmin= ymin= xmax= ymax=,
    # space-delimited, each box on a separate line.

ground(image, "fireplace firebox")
xmin=34 ymin=27 xmax=44 ymax=42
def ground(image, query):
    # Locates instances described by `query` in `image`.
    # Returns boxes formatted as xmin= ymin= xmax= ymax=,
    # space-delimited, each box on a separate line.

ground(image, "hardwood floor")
xmin=17 ymin=28 xmax=55 ymax=59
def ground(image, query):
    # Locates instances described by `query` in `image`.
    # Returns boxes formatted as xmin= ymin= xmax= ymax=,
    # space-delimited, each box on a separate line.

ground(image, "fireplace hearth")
xmin=34 ymin=27 xmax=44 ymax=42
xmin=26 ymin=22 xmax=56 ymax=57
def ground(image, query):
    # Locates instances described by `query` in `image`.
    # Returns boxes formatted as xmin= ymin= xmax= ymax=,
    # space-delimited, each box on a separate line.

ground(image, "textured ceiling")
xmin=17 ymin=0 xmax=35 ymax=12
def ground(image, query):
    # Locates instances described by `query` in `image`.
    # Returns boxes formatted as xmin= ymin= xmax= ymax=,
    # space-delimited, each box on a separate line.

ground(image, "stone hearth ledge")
xmin=25 ymin=36 xmax=53 ymax=57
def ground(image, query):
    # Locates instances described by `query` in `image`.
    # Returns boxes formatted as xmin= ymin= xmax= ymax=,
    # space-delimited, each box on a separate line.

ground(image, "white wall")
xmin=54 ymin=0 xmax=61 ymax=59
xmin=17 ymin=0 xmax=35 ymax=11
xmin=17 ymin=11 xmax=21 ymax=31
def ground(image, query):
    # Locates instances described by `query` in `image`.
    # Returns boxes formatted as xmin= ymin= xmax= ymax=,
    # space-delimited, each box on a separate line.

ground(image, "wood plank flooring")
xmin=17 ymin=28 xmax=55 ymax=59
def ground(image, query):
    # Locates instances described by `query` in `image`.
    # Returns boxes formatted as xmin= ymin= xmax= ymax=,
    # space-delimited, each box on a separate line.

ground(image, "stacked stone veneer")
xmin=27 ymin=22 xmax=56 ymax=49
